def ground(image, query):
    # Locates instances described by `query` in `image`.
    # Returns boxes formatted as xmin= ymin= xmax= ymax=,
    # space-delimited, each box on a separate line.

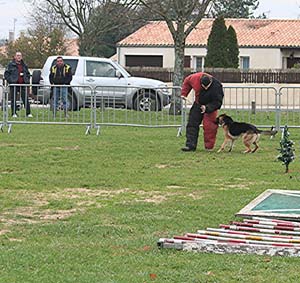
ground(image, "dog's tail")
xmin=259 ymin=126 xmax=278 ymax=139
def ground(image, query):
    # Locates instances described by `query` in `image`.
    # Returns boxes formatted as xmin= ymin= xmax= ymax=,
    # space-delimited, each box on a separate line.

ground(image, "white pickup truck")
xmin=32 ymin=56 xmax=171 ymax=111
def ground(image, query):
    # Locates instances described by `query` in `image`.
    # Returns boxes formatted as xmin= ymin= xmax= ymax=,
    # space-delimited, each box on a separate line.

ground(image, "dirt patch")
xmin=0 ymin=188 xmax=131 ymax=229
xmin=63 ymin=188 xmax=130 ymax=199
xmin=0 ymin=229 xmax=10 ymax=236
xmin=0 ymin=187 xmax=205 ymax=238
xmin=40 ymin=208 xmax=79 ymax=220
xmin=137 ymin=195 xmax=167 ymax=204
xmin=0 ymin=143 xmax=26 ymax=147
xmin=167 ymin=185 xmax=185 ymax=189
xmin=155 ymin=164 xmax=169 ymax=169
xmin=54 ymin=145 xmax=80 ymax=151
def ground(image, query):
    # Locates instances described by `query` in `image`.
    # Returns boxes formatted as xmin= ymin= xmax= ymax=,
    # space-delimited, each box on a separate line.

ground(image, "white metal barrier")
xmin=2 ymin=84 xmax=185 ymax=136
xmin=0 ymin=84 xmax=4 ymax=132
xmin=6 ymin=84 xmax=93 ymax=133
xmin=278 ymin=87 xmax=300 ymax=128
xmin=3 ymin=84 xmax=300 ymax=134
xmin=221 ymin=86 xmax=280 ymax=129
xmin=93 ymin=85 xmax=184 ymax=136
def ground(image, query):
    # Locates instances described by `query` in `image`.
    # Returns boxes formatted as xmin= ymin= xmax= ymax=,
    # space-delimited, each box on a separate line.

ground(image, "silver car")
xmin=32 ymin=56 xmax=171 ymax=111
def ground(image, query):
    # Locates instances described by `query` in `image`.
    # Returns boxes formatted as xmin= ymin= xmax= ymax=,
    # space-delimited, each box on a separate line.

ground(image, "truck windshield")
xmin=114 ymin=62 xmax=131 ymax=77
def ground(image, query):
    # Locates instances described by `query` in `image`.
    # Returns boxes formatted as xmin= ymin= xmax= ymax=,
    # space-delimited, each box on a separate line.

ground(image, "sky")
xmin=0 ymin=0 xmax=299 ymax=39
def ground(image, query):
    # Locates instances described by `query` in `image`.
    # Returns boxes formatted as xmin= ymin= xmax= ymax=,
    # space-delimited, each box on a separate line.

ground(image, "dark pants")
xmin=185 ymin=103 xmax=219 ymax=150
xmin=10 ymin=86 xmax=31 ymax=115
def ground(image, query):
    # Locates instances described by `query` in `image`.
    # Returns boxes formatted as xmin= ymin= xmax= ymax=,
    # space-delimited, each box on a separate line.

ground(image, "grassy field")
xmin=0 ymin=123 xmax=299 ymax=283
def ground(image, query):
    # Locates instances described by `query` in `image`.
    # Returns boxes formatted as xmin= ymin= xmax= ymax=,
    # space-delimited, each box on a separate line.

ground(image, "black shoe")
xmin=181 ymin=146 xmax=196 ymax=152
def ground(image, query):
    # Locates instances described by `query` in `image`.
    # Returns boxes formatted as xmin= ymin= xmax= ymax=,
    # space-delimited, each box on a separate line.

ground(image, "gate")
xmin=6 ymin=84 xmax=94 ymax=134
xmin=222 ymin=86 xmax=279 ymax=129
xmin=278 ymin=87 xmax=300 ymax=128
xmin=93 ymin=85 xmax=185 ymax=136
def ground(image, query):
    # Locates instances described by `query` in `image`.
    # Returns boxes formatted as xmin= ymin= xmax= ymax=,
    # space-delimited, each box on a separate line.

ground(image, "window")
xmin=184 ymin=56 xmax=191 ymax=68
xmin=193 ymin=56 xmax=204 ymax=71
xmin=125 ymin=55 xmax=163 ymax=67
xmin=240 ymin=56 xmax=250 ymax=69
xmin=86 ymin=61 xmax=116 ymax=77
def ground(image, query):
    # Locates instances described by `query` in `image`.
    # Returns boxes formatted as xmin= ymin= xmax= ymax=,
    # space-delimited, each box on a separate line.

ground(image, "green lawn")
xmin=0 ymin=124 xmax=299 ymax=283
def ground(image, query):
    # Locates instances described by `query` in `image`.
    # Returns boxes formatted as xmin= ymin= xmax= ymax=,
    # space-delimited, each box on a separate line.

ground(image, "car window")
xmin=51 ymin=59 xmax=78 ymax=75
xmin=86 ymin=61 xmax=116 ymax=77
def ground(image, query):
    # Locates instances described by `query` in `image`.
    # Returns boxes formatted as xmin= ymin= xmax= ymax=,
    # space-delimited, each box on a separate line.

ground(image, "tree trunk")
xmin=169 ymin=24 xmax=186 ymax=115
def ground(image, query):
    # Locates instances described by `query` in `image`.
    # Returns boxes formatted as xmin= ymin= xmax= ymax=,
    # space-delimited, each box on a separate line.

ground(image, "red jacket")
xmin=181 ymin=72 xmax=210 ymax=104
xmin=181 ymin=72 xmax=224 ymax=113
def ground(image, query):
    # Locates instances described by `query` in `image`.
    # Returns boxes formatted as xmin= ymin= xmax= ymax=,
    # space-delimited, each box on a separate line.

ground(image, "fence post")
xmin=178 ymin=96 xmax=186 ymax=137
xmin=275 ymin=89 xmax=282 ymax=131
xmin=251 ymin=101 xmax=256 ymax=114
xmin=92 ymin=86 xmax=101 ymax=135
xmin=1 ymin=86 xmax=8 ymax=131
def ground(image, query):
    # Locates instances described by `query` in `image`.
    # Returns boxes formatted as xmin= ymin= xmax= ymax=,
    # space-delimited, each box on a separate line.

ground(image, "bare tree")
xmin=42 ymin=0 xmax=142 ymax=55
xmin=28 ymin=1 xmax=67 ymax=33
xmin=80 ymin=1 xmax=144 ymax=56
xmin=44 ymin=0 xmax=97 ymax=36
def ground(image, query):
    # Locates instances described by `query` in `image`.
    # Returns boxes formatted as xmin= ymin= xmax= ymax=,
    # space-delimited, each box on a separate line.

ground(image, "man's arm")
xmin=24 ymin=64 xmax=31 ymax=77
xmin=49 ymin=68 xmax=54 ymax=84
xmin=181 ymin=76 xmax=192 ymax=98
xmin=4 ymin=63 xmax=12 ymax=83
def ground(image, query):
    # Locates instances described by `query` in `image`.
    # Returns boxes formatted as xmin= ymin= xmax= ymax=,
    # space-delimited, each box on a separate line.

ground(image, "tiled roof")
xmin=118 ymin=19 xmax=300 ymax=48
xmin=65 ymin=38 xmax=79 ymax=56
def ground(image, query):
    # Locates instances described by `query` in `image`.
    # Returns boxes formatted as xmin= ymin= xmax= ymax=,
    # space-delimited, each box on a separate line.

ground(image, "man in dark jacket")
xmin=4 ymin=52 xmax=32 ymax=117
xmin=181 ymin=72 xmax=224 ymax=152
xmin=49 ymin=56 xmax=72 ymax=117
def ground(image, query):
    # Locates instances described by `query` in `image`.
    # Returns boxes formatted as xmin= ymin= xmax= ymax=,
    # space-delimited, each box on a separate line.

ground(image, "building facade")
xmin=117 ymin=19 xmax=300 ymax=70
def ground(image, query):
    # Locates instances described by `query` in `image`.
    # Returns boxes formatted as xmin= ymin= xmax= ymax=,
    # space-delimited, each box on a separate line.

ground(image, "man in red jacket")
xmin=181 ymin=72 xmax=224 ymax=152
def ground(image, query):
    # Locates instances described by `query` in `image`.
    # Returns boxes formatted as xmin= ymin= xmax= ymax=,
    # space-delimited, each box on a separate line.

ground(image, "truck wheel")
xmin=133 ymin=92 xmax=161 ymax=111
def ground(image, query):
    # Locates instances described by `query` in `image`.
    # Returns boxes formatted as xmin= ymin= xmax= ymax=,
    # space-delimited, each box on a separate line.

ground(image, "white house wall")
xmin=117 ymin=46 xmax=283 ymax=69
xmin=239 ymin=48 xmax=282 ymax=69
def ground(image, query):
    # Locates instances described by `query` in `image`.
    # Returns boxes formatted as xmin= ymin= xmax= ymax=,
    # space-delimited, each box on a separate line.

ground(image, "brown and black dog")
xmin=216 ymin=114 xmax=277 ymax=153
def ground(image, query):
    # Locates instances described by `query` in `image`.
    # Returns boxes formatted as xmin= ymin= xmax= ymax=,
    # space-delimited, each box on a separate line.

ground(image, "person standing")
xmin=181 ymin=72 xmax=224 ymax=152
xmin=4 ymin=52 xmax=32 ymax=118
xmin=49 ymin=56 xmax=72 ymax=117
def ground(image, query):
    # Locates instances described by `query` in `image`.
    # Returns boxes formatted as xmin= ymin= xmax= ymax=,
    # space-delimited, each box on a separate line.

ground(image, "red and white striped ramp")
xmin=158 ymin=217 xmax=300 ymax=257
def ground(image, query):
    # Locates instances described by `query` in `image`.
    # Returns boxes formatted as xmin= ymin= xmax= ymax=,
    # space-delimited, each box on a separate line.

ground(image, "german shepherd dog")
xmin=216 ymin=114 xmax=277 ymax=153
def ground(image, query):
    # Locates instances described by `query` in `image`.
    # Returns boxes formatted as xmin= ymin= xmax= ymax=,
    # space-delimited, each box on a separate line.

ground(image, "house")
xmin=65 ymin=38 xmax=79 ymax=56
xmin=116 ymin=19 xmax=300 ymax=70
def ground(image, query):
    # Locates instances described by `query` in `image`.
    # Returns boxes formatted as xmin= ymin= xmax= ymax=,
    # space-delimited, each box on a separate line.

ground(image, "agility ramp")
xmin=158 ymin=190 xmax=300 ymax=257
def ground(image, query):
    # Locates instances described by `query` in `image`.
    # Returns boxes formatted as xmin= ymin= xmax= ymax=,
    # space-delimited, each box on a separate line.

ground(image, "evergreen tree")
xmin=277 ymin=126 xmax=295 ymax=173
xmin=226 ymin=25 xmax=239 ymax=68
xmin=205 ymin=17 xmax=228 ymax=68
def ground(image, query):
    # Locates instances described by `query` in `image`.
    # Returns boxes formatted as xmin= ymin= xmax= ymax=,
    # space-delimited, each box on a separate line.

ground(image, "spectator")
xmin=49 ymin=56 xmax=72 ymax=117
xmin=4 ymin=52 xmax=32 ymax=118
xmin=181 ymin=72 xmax=224 ymax=152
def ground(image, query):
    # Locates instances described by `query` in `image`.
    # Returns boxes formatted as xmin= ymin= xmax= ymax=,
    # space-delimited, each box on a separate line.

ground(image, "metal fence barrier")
xmin=5 ymin=84 xmax=94 ymax=134
xmin=2 ymin=84 xmax=300 ymax=134
xmin=0 ymin=84 xmax=4 ymax=131
xmin=93 ymin=85 xmax=184 ymax=136
xmin=278 ymin=87 xmax=300 ymax=129
xmin=1 ymin=84 xmax=185 ymax=135
xmin=221 ymin=86 xmax=280 ymax=129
